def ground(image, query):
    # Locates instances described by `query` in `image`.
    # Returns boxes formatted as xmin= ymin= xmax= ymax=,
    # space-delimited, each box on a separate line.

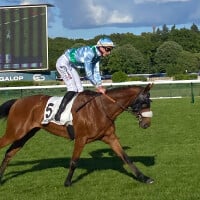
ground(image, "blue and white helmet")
xmin=97 ymin=37 xmax=115 ymax=47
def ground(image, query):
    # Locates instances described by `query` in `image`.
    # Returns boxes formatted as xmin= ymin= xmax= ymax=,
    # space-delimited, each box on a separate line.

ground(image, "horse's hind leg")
xmin=0 ymin=128 xmax=40 ymax=184
xmin=0 ymin=134 xmax=15 ymax=149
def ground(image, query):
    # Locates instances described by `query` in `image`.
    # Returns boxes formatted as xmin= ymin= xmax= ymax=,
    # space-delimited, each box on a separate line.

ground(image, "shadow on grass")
xmin=1 ymin=147 xmax=155 ymax=185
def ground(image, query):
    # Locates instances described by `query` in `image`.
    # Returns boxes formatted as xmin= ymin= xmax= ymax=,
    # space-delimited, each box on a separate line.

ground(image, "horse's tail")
xmin=0 ymin=99 xmax=17 ymax=119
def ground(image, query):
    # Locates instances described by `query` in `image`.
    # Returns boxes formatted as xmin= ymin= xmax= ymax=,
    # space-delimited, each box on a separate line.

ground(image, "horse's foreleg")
xmin=64 ymin=139 xmax=85 ymax=187
xmin=102 ymin=136 xmax=154 ymax=184
xmin=64 ymin=160 xmax=78 ymax=187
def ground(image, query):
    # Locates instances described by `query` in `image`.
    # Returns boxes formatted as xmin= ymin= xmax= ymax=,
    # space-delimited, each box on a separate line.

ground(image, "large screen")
xmin=0 ymin=5 xmax=48 ymax=72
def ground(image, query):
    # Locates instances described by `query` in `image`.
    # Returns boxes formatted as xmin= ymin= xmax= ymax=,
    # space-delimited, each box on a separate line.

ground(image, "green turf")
xmin=0 ymin=97 xmax=200 ymax=200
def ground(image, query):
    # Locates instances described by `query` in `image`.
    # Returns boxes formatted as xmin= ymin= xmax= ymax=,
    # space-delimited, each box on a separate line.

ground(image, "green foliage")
xmin=0 ymin=81 xmax=34 ymax=87
xmin=155 ymin=41 xmax=183 ymax=72
xmin=112 ymin=71 xmax=127 ymax=82
xmin=191 ymin=23 xmax=199 ymax=32
xmin=177 ymin=51 xmax=200 ymax=73
xmin=108 ymin=44 xmax=146 ymax=74
xmin=0 ymin=81 xmax=60 ymax=87
xmin=174 ymin=74 xmax=198 ymax=80
xmin=71 ymin=43 xmax=86 ymax=48
xmin=166 ymin=50 xmax=200 ymax=76
xmin=166 ymin=63 xmax=184 ymax=76
xmin=127 ymin=76 xmax=147 ymax=81
xmin=48 ymin=24 xmax=200 ymax=76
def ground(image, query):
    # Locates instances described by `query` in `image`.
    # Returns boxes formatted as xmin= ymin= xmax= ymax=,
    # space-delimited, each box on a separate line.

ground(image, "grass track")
xmin=0 ymin=97 xmax=200 ymax=200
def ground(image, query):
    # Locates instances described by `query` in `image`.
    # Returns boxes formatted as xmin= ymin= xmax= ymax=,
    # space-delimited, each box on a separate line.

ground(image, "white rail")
xmin=0 ymin=80 xmax=200 ymax=91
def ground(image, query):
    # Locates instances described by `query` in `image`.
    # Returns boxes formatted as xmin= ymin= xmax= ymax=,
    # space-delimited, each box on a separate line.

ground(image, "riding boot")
xmin=55 ymin=91 xmax=77 ymax=121
xmin=66 ymin=124 xmax=75 ymax=140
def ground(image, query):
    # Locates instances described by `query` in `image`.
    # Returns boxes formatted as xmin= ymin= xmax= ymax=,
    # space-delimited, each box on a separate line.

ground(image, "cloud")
xmin=20 ymin=0 xmax=52 ymax=5
xmin=87 ymin=0 xmax=133 ymax=25
xmin=108 ymin=10 xmax=133 ymax=24
xmin=52 ymin=0 xmax=200 ymax=29
xmin=1 ymin=0 xmax=200 ymax=30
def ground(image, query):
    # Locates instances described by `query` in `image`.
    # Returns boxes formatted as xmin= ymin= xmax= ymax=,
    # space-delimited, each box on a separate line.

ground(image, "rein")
xmin=103 ymin=93 xmax=153 ymax=118
xmin=103 ymin=93 xmax=128 ymax=112
xmin=75 ymin=94 xmax=100 ymax=112
xmin=75 ymin=93 xmax=127 ymax=113
xmin=75 ymin=91 xmax=153 ymax=119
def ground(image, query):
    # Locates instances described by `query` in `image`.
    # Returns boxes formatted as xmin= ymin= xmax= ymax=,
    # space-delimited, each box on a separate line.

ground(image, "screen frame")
xmin=0 ymin=4 xmax=51 ymax=72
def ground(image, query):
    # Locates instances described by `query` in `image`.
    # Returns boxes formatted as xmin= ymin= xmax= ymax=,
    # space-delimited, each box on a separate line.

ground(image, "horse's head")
xmin=130 ymin=83 xmax=153 ymax=129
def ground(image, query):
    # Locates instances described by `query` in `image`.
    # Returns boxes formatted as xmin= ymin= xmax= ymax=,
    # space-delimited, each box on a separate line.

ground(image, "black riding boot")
xmin=55 ymin=91 xmax=76 ymax=121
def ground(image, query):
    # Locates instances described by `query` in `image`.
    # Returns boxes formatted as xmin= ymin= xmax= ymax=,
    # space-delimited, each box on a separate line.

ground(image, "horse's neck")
xmin=107 ymin=87 xmax=139 ymax=106
xmin=103 ymin=88 xmax=139 ymax=118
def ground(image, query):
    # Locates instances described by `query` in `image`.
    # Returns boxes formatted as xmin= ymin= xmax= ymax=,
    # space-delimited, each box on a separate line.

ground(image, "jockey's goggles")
xmin=103 ymin=46 xmax=113 ymax=52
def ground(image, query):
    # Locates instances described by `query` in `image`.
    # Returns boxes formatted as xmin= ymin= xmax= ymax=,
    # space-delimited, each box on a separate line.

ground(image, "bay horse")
xmin=0 ymin=83 xmax=154 ymax=186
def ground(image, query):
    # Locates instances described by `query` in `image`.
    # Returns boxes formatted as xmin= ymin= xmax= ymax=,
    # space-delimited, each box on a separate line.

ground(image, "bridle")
xmin=129 ymin=92 xmax=153 ymax=121
xmin=102 ymin=92 xmax=153 ymax=122
xmin=76 ymin=90 xmax=153 ymax=122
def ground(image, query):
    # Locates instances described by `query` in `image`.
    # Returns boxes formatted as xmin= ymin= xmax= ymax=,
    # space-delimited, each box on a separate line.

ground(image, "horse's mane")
xmin=80 ymin=85 xmax=143 ymax=97
xmin=81 ymin=90 xmax=100 ymax=96
xmin=106 ymin=85 xmax=141 ymax=93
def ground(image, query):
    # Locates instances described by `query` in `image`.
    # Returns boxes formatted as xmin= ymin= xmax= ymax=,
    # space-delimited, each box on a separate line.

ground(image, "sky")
xmin=0 ymin=0 xmax=200 ymax=39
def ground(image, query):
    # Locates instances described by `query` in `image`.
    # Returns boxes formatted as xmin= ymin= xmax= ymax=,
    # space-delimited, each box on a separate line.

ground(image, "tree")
xmin=71 ymin=43 xmax=86 ymax=48
xmin=162 ymin=24 xmax=169 ymax=34
xmin=48 ymin=29 xmax=200 ymax=77
xmin=190 ymin=23 xmax=199 ymax=32
xmin=154 ymin=41 xmax=183 ymax=72
xmin=171 ymin=24 xmax=176 ymax=31
xmin=112 ymin=71 xmax=127 ymax=82
xmin=156 ymin=28 xmax=161 ymax=35
xmin=176 ymin=51 xmax=200 ymax=73
xmin=169 ymin=28 xmax=200 ymax=53
xmin=107 ymin=44 xmax=146 ymax=74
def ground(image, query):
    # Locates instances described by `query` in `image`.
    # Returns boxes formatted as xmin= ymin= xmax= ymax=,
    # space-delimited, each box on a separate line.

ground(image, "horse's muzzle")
xmin=138 ymin=110 xmax=152 ymax=129
xmin=140 ymin=121 xmax=151 ymax=129
xmin=139 ymin=118 xmax=151 ymax=129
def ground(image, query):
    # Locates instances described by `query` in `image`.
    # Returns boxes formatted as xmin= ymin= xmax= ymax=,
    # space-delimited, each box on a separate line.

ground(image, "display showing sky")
xmin=0 ymin=0 xmax=199 ymax=39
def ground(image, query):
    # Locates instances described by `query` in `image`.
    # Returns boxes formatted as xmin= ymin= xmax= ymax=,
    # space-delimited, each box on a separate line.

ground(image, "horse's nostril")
xmin=144 ymin=124 xmax=149 ymax=129
xmin=140 ymin=122 xmax=150 ymax=129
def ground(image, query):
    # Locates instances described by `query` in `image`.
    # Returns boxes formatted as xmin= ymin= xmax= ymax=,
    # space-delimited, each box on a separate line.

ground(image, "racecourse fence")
xmin=1 ymin=80 xmax=200 ymax=103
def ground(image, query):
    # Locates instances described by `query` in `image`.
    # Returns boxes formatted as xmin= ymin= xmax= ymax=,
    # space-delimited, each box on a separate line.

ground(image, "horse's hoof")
xmin=137 ymin=174 xmax=154 ymax=184
xmin=64 ymin=181 xmax=72 ymax=187
xmin=146 ymin=177 xmax=154 ymax=184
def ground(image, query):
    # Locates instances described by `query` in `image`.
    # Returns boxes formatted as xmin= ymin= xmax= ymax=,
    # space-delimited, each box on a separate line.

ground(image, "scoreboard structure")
xmin=0 ymin=4 xmax=50 ymax=72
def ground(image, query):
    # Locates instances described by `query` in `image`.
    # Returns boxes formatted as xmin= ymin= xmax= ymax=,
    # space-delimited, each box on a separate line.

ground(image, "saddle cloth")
xmin=41 ymin=96 xmax=77 ymax=126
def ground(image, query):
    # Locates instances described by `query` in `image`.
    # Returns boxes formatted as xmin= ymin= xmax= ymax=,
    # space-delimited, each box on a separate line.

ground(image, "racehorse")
xmin=0 ymin=83 xmax=154 ymax=186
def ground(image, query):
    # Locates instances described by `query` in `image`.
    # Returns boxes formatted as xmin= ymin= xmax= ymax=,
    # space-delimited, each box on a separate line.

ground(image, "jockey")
xmin=55 ymin=37 xmax=115 ymax=138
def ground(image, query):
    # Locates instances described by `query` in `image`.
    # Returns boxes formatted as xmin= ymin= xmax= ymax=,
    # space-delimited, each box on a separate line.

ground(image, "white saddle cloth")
xmin=41 ymin=96 xmax=77 ymax=126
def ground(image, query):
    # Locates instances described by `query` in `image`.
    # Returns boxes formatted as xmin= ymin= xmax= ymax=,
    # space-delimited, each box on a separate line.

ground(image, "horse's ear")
xmin=143 ymin=83 xmax=154 ymax=93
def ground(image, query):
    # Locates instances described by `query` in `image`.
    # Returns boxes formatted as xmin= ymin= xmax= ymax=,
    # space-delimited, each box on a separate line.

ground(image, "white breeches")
xmin=56 ymin=55 xmax=84 ymax=92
